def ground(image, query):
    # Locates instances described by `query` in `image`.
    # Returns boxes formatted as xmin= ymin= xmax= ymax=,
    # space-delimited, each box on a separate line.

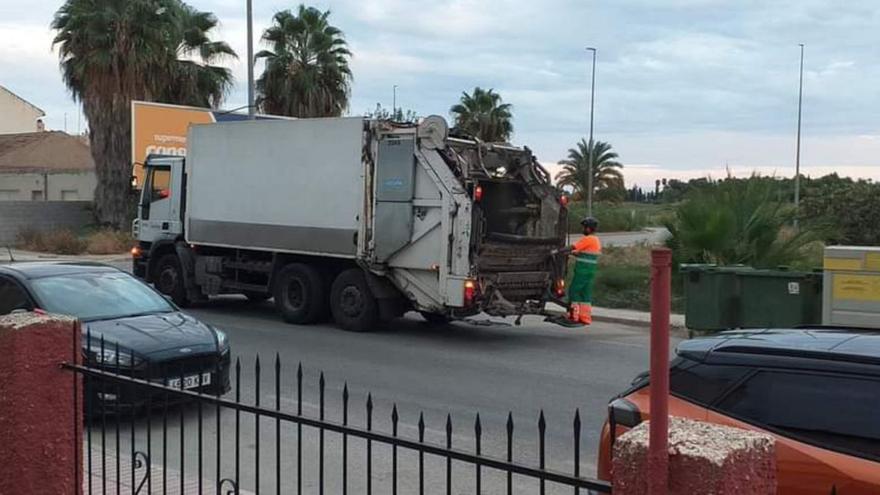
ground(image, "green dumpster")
xmin=737 ymin=268 xmax=823 ymax=328
xmin=680 ymin=264 xmax=747 ymax=332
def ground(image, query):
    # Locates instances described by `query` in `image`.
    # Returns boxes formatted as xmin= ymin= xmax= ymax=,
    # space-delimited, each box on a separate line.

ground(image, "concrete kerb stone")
xmin=612 ymin=417 xmax=776 ymax=495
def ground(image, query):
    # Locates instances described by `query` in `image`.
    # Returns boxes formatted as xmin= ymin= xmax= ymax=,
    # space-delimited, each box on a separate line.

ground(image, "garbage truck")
xmin=132 ymin=116 xmax=569 ymax=331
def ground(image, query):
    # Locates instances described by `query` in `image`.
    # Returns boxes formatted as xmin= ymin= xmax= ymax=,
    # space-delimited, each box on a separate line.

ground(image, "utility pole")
xmin=794 ymin=43 xmax=804 ymax=227
xmin=246 ymin=0 xmax=255 ymax=120
xmin=393 ymin=85 xmax=398 ymax=117
xmin=586 ymin=47 xmax=597 ymax=217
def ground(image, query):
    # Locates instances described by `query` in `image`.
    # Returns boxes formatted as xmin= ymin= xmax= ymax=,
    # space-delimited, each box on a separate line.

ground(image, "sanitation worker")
xmin=567 ymin=216 xmax=601 ymax=325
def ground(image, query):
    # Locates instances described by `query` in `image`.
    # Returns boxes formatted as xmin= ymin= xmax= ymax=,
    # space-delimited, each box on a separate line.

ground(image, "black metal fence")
xmin=66 ymin=333 xmax=612 ymax=494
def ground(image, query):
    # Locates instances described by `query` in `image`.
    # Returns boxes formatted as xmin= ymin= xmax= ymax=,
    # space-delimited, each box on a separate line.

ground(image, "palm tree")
xmin=52 ymin=0 xmax=235 ymax=228
xmin=450 ymin=87 xmax=513 ymax=142
xmin=555 ymin=139 xmax=624 ymax=200
xmin=256 ymin=5 xmax=352 ymax=117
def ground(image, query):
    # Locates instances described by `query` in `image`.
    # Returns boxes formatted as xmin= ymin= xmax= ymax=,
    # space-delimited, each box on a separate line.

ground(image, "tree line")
xmin=52 ymin=0 xmax=623 ymax=227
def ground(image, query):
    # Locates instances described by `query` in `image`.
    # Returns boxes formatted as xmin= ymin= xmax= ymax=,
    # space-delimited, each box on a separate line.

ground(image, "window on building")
xmin=61 ymin=190 xmax=79 ymax=201
xmin=31 ymin=190 xmax=44 ymax=201
xmin=717 ymin=371 xmax=880 ymax=460
xmin=0 ymin=189 xmax=19 ymax=201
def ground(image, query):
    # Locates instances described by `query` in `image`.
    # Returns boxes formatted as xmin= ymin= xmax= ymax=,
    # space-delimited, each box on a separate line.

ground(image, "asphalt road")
xmin=82 ymin=293 xmax=672 ymax=494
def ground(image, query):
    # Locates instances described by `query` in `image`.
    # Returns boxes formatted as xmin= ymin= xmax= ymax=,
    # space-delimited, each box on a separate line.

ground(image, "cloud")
xmin=1 ymin=0 xmax=878 ymax=183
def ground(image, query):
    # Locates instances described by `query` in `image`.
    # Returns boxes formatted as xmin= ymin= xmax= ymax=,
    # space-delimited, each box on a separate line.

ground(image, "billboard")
xmin=130 ymin=101 xmax=282 ymax=187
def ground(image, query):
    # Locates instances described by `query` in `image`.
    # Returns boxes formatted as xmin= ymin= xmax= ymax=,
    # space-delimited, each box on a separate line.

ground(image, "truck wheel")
xmin=274 ymin=264 xmax=326 ymax=324
xmin=330 ymin=269 xmax=379 ymax=332
xmin=155 ymin=254 xmax=190 ymax=307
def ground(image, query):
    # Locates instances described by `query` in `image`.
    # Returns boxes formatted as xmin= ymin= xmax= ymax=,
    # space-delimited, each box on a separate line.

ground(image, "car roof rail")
xmin=793 ymin=324 xmax=880 ymax=333
xmin=715 ymin=344 xmax=880 ymax=367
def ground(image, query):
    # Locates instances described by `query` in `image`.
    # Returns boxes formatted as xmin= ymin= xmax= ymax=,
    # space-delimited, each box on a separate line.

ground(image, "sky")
xmin=1 ymin=0 xmax=878 ymax=188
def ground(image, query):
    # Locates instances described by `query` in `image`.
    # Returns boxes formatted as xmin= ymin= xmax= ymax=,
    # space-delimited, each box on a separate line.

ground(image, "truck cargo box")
xmin=185 ymin=118 xmax=365 ymax=258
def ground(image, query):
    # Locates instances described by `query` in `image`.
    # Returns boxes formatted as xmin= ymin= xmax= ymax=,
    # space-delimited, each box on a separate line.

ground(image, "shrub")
xmin=85 ymin=229 xmax=133 ymax=254
xmin=39 ymin=230 xmax=87 ymax=255
xmin=800 ymin=177 xmax=880 ymax=246
xmin=567 ymin=202 xmax=649 ymax=232
xmin=664 ymin=176 xmax=825 ymax=268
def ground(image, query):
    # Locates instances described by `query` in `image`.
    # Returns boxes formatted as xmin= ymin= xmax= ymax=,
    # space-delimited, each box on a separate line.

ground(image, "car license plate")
xmin=168 ymin=373 xmax=211 ymax=390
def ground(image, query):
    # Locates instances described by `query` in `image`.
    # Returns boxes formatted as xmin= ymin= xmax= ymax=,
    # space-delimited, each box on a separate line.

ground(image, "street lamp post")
xmin=393 ymin=85 xmax=398 ymax=118
xmin=794 ymin=43 xmax=805 ymax=227
xmin=246 ymin=0 xmax=255 ymax=120
xmin=586 ymin=47 xmax=597 ymax=217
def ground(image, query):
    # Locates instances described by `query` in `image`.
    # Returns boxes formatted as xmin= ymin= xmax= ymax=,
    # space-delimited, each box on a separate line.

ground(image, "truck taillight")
xmin=474 ymin=185 xmax=483 ymax=202
xmin=560 ymin=195 xmax=569 ymax=207
xmin=555 ymin=278 xmax=566 ymax=297
xmin=464 ymin=280 xmax=477 ymax=305
xmin=131 ymin=246 xmax=142 ymax=258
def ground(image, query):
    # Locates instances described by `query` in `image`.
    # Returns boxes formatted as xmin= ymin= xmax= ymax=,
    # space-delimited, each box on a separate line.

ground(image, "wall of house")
xmin=0 ymin=89 xmax=43 ymax=134
xmin=0 ymin=201 xmax=93 ymax=244
xmin=0 ymin=171 xmax=96 ymax=201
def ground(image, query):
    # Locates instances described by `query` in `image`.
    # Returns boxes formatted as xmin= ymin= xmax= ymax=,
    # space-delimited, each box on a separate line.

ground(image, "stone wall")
xmin=0 ymin=200 xmax=93 ymax=244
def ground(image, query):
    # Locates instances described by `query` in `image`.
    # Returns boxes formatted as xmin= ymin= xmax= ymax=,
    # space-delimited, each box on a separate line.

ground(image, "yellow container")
xmin=823 ymin=246 xmax=880 ymax=328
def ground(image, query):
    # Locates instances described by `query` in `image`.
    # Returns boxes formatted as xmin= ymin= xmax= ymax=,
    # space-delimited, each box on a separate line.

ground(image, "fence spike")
xmin=446 ymin=414 xmax=453 ymax=495
xmin=507 ymin=412 xmax=514 ymax=495
xmin=574 ymin=408 xmax=582 ymax=494
xmin=539 ymin=409 xmax=547 ymax=495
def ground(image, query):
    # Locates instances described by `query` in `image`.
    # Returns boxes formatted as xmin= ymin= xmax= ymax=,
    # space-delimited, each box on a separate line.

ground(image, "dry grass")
xmin=17 ymin=228 xmax=132 ymax=255
xmin=17 ymin=228 xmax=86 ymax=255
xmin=85 ymin=229 xmax=133 ymax=255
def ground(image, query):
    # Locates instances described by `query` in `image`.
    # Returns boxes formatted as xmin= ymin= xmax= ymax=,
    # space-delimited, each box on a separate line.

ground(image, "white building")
xmin=0 ymin=131 xmax=96 ymax=201
xmin=0 ymin=85 xmax=45 ymax=134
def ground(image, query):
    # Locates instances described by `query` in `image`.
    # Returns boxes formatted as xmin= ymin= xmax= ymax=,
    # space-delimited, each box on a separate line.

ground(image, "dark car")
xmin=597 ymin=328 xmax=880 ymax=494
xmin=0 ymin=262 xmax=231 ymax=410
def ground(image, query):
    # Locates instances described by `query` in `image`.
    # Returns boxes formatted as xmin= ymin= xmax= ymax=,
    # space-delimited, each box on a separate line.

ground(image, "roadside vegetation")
xmin=17 ymin=228 xmax=132 ymax=255
xmin=566 ymin=244 xmax=685 ymax=313
xmin=664 ymin=175 xmax=826 ymax=269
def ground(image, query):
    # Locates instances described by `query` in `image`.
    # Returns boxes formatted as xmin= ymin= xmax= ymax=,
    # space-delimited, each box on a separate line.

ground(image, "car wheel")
xmin=155 ymin=254 xmax=190 ymax=307
xmin=330 ymin=269 xmax=379 ymax=332
xmin=273 ymin=263 xmax=326 ymax=324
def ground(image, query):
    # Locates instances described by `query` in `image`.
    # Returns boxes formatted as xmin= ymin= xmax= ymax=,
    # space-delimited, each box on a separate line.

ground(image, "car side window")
xmin=670 ymin=359 xmax=751 ymax=406
xmin=0 ymin=276 xmax=32 ymax=314
xmin=717 ymin=371 xmax=880 ymax=460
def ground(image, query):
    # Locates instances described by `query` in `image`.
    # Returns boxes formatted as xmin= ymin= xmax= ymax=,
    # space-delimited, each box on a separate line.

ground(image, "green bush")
xmin=565 ymin=245 xmax=685 ymax=312
xmin=664 ymin=176 xmax=825 ymax=268
xmin=800 ymin=177 xmax=880 ymax=246
xmin=567 ymin=202 xmax=649 ymax=232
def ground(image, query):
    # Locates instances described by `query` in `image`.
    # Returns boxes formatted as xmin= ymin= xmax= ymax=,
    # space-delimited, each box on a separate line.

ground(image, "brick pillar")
xmin=613 ymin=417 xmax=776 ymax=495
xmin=0 ymin=313 xmax=82 ymax=495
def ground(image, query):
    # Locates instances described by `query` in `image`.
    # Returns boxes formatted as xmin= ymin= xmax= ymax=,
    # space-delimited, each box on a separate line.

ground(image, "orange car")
xmin=597 ymin=328 xmax=880 ymax=494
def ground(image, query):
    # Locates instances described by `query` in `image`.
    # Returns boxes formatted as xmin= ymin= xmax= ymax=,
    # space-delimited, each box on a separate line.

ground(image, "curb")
xmin=592 ymin=314 xmax=690 ymax=338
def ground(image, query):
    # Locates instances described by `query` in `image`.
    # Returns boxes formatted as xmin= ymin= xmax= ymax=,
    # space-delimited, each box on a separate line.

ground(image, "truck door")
xmin=373 ymin=135 xmax=415 ymax=262
xmin=137 ymin=158 xmax=184 ymax=242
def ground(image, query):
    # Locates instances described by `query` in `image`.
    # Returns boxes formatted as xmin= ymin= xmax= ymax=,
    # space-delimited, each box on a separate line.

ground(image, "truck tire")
xmin=330 ymin=269 xmax=379 ymax=332
xmin=274 ymin=263 xmax=326 ymax=324
xmin=154 ymin=254 xmax=190 ymax=307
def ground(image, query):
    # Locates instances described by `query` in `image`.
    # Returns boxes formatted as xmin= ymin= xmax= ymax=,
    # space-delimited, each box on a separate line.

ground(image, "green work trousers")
xmin=569 ymin=259 xmax=597 ymax=304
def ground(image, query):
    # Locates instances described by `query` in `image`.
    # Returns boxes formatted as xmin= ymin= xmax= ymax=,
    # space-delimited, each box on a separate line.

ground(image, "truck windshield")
xmin=31 ymin=271 xmax=174 ymax=321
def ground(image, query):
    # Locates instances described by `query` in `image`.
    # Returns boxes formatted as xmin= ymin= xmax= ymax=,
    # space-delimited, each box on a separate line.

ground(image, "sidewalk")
xmin=547 ymin=302 xmax=687 ymax=337
xmin=1 ymin=247 xmax=129 ymax=264
xmin=593 ymin=306 xmax=688 ymax=337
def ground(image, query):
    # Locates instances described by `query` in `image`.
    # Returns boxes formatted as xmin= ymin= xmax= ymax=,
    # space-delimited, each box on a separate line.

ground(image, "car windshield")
xmin=30 ymin=271 xmax=174 ymax=321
